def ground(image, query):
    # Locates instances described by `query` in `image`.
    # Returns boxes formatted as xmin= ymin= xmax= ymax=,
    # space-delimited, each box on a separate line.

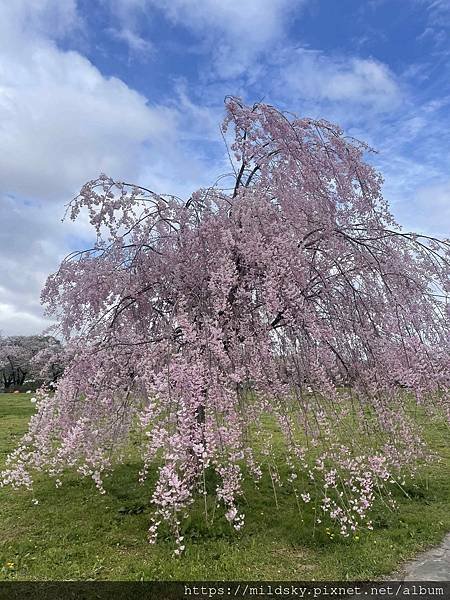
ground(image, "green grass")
xmin=0 ymin=393 xmax=449 ymax=581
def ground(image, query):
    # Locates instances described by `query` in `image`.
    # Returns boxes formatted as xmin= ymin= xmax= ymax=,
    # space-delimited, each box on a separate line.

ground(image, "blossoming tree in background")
xmin=31 ymin=340 xmax=67 ymax=385
xmin=2 ymin=99 xmax=449 ymax=552
xmin=0 ymin=335 xmax=63 ymax=390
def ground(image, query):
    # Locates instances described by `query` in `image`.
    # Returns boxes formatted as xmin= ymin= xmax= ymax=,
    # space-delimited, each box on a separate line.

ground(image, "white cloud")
xmin=385 ymin=179 xmax=450 ymax=238
xmin=0 ymin=0 xmax=80 ymax=44
xmin=416 ymin=0 xmax=450 ymax=50
xmin=412 ymin=182 xmax=450 ymax=236
xmin=154 ymin=0 xmax=297 ymax=45
xmin=109 ymin=0 xmax=305 ymax=77
xmin=279 ymin=50 xmax=400 ymax=111
xmin=0 ymin=39 xmax=176 ymax=200
xmin=423 ymin=0 xmax=450 ymax=22
xmin=0 ymin=302 xmax=50 ymax=336
xmin=0 ymin=1 xmax=187 ymax=335
xmin=0 ymin=198 xmax=67 ymax=335
xmin=108 ymin=27 xmax=153 ymax=58
xmin=354 ymin=95 xmax=450 ymax=237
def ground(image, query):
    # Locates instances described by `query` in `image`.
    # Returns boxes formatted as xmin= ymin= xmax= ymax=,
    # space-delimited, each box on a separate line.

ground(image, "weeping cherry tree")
xmin=2 ymin=99 xmax=450 ymax=553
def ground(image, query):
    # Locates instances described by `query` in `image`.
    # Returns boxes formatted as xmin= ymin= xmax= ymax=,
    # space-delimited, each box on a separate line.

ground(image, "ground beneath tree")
xmin=393 ymin=534 xmax=450 ymax=581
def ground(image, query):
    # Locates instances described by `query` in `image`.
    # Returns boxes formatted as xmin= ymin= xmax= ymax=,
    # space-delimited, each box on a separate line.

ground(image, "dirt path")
xmin=393 ymin=534 xmax=450 ymax=581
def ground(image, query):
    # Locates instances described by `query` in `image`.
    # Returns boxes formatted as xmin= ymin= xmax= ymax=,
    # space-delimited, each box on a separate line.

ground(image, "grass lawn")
xmin=0 ymin=392 xmax=449 ymax=581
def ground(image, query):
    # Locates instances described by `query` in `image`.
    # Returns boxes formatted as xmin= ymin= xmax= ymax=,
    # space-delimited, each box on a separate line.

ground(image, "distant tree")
xmin=0 ymin=335 xmax=62 ymax=390
xmin=0 ymin=341 xmax=26 ymax=389
xmin=2 ymin=99 xmax=449 ymax=553
xmin=31 ymin=342 xmax=67 ymax=384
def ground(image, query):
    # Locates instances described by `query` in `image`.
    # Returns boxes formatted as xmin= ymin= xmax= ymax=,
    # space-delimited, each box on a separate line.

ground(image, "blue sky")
xmin=0 ymin=0 xmax=449 ymax=334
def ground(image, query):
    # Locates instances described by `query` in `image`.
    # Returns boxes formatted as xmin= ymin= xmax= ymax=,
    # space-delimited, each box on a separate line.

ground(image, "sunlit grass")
xmin=0 ymin=393 xmax=449 ymax=580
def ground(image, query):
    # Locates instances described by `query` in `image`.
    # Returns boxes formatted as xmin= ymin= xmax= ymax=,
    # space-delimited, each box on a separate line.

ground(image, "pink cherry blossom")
xmin=2 ymin=98 xmax=449 ymax=549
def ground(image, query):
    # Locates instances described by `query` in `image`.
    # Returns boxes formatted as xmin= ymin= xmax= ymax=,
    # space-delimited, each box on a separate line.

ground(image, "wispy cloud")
xmin=108 ymin=26 xmax=153 ymax=59
xmin=275 ymin=49 xmax=401 ymax=113
xmin=0 ymin=0 xmax=81 ymax=41
xmin=108 ymin=0 xmax=306 ymax=77
xmin=0 ymin=1 xmax=183 ymax=334
xmin=416 ymin=0 xmax=450 ymax=51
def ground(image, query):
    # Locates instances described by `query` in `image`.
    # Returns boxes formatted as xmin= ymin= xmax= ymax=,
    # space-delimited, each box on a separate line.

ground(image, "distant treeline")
xmin=0 ymin=334 xmax=65 ymax=392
